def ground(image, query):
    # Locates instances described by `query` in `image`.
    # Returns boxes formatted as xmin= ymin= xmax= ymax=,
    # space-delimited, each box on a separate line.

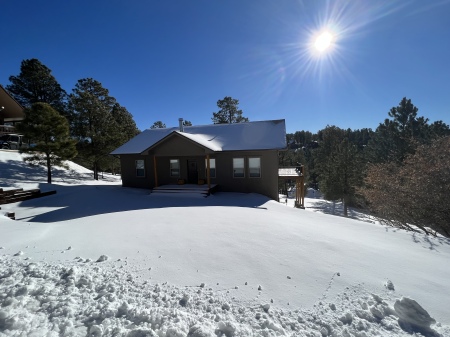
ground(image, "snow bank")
xmin=1 ymin=257 xmax=448 ymax=337
xmin=1 ymin=150 xmax=450 ymax=336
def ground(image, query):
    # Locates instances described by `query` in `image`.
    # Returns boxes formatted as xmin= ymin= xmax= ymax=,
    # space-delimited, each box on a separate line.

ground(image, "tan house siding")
xmin=120 ymin=149 xmax=279 ymax=200
xmin=149 ymin=136 xmax=209 ymax=157
xmin=212 ymin=151 xmax=279 ymax=199
xmin=120 ymin=154 xmax=154 ymax=189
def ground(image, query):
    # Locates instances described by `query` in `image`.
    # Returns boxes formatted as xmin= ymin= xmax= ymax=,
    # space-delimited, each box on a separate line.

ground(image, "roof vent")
xmin=178 ymin=118 xmax=184 ymax=132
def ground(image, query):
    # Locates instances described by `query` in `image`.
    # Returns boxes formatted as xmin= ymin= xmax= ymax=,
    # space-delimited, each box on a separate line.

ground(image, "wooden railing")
xmin=0 ymin=125 xmax=16 ymax=135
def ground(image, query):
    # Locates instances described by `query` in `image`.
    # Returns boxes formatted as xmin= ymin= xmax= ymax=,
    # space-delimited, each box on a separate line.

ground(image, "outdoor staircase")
xmin=0 ymin=188 xmax=57 ymax=205
xmin=151 ymin=184 xmax=217 ymax=197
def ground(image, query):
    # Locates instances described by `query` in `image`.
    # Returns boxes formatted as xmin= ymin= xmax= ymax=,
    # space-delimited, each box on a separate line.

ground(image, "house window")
xmin=249 ymin=157 xmax=261 ymax=178
xmin=205 ymin=158 xmax=216 ymax=178
xmin=233 ymin=158 xmax=245 ymax=178
xmin=170 ymin=159 xmax=180 ymax=177
xmin=136 ymin=160 xmax=145 ymax=177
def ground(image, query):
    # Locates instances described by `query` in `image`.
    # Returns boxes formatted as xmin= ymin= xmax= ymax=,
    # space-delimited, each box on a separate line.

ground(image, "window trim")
xmin=233 ymin=157 xmax=245 ymax=178
xmin=248 ymin=157 xmax=261 ymax=178
xmin=170 ymin=158 xmax=180 ymax=177
xmin=205 ymin=158 xmax=216 ymax=178
xmin=135 ymin=159 xmax=145 ymax=178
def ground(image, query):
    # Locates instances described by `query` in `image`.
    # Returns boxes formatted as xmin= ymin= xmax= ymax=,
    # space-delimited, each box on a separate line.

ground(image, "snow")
xmin=111 ymin=119 xmax=286 ymax=155
xmin=1 ymin=150 xmax=450 ymax=336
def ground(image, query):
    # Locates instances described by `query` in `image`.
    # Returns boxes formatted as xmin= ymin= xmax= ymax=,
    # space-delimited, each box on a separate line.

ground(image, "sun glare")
xmin=314 ymin=31 xmax=333 ymax=52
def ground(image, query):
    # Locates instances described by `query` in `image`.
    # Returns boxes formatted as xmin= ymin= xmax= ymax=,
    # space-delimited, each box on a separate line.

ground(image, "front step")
xmin=151 ymin=184 xmax=217 ymax=197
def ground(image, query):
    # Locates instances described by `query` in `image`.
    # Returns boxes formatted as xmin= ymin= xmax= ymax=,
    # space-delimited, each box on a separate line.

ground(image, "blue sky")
xmin=1 ymin=0 xmax=449 ymax=134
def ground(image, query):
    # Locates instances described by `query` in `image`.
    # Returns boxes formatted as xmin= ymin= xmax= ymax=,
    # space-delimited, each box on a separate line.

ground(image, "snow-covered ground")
xmin=1 ymin=150 xmax=449 ymax=337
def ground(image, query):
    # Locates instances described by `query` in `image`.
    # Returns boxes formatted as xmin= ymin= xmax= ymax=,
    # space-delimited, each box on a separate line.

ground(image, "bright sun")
xmin=314 ymin=31 xmax=333 ymax=52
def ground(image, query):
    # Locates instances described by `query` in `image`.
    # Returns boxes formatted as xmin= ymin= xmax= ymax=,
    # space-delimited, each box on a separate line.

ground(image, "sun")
xmin=314 ymin=31 xmax=334 ymax=52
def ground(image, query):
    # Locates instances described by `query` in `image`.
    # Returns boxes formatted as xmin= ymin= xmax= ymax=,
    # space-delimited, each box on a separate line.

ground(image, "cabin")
xmin=0 ymin=85 xmax=25 ymax=135
xmin=111 ymin=119 xmax=287 ymax=200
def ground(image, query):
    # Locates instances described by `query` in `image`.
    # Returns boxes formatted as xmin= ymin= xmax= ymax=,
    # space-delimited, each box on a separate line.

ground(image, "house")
xmin=0 ymin=85 xmax=25 ymax=135
xmin=111 ymin=119 xmax=287 ymax=200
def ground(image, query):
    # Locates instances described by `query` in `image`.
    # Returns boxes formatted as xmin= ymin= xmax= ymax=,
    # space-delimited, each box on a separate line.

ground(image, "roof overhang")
xmin=0 ymin=85 xmax=24 ymax=123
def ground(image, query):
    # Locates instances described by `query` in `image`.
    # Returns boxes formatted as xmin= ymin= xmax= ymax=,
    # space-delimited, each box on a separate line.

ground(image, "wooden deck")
xmin=0 ymin=188 xmax=57 ymax=205
xmin=151 ymin=184 xmax=217 ymax=197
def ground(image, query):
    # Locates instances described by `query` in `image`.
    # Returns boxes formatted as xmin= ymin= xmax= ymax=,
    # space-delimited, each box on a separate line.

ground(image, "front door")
xmin=187 ymin=160 xmax=198 ymax=184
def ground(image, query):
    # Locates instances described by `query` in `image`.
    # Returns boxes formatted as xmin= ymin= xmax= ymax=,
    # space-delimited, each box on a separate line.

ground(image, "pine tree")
xmin=150 ymin=121 xmax=166 ymax=129
xmin=69 ymin=78 xmax=120 ymax=180
xmin=212 ymin=97 xmax=249 ymax=124
xmin=16 ymin=103 xmax=77 ymax=183
xmin=6 ymin=59 xmax=68 ymax=118
xmin=314 ymin=126 xmax=364 ymax=216
xmin=366 ymin=98 xmax=434 ymax=164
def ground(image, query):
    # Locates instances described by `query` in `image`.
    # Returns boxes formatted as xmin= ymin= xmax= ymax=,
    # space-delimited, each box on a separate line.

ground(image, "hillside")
xmin=1 ymin=150 xmax=449 ymax=337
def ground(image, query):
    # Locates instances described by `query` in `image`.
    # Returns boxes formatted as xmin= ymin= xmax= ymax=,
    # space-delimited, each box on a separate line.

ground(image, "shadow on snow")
xmin=12 ymin=183 xmax=270 ymax=223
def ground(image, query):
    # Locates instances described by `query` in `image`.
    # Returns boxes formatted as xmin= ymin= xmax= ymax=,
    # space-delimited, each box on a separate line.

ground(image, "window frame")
xmin=135 ymin=159 xmax=145 ymax=177
xmin=170 ymin=159 xmax=180 ymax=177
xmin=232 ymin=157 xmax=245 ymax=178
xmin=248 ymin=157 xmax=261 ymax=178
xmin=205 ymin=158 xmax=216 ymax=178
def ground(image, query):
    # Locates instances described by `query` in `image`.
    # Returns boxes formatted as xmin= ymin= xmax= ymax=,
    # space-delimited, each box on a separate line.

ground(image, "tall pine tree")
xmin=7 ymin=59 xmax=68 ymax=118
xmin=366 ymin=97 xmax=439 ymax=164
xmin=314 ymin=126 xmax=364 ymax=216
xmin=69 ymin=78 xmax=139 ymax=178
xmin=16 ymin=103 xmax=77 ymax=183
xmin=212 ymin=97 xmax=249 ymax=124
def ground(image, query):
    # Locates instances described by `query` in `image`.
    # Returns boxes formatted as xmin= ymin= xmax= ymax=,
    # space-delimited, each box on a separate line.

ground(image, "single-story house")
xmin=111 ymin=119 xmax=287 ymax=200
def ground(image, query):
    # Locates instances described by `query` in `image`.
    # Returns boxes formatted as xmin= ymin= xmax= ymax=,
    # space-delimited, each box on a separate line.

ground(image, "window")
xmin=249 ymin=157 xmax=261 ymax=178
xmin=136 ymin=160 xmax=145 ymax=177
xmin=170 ymin=159 xmax=180 ymax=177
xmin=205 ymin=158 xmax=216 ymax=178
xmin=233 ymin=158 xmax=245 ymax=178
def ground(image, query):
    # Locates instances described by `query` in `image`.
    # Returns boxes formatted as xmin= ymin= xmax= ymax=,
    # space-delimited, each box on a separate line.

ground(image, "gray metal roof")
xmin=111 ymin=119 xmax=287 ymax=155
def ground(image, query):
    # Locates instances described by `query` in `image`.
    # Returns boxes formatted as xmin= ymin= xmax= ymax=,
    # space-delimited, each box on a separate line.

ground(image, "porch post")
xmin=153 ymin=156 xmax=158 ymax=187
xmin=206 ymin=154 xmax=211 ymax=189
xmin=300 ymin=175 xmax=304 ymax=207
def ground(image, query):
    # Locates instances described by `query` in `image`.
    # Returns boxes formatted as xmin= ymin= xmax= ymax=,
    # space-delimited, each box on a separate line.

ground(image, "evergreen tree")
xmin=212 ymin=96 xmax=249 ymax=124
xmin=6 ymin=58 xmax=68 ymax=117
xmin=314 ymin=126 xmax=364 ymax=216
xmin=102 ymin=103 xmax=140 ymax=174
xmin=69 ymin=78 xmax=125 ymax=180
xmin=16 ymin=103 xmax=77 ymax=183
xmin=150 ymin=121 xmax=166 ymax=129
xmin=367 ymin=98 xmax=433 ymax=164
xmin=111 ymin=103 xmax=140 ymax=143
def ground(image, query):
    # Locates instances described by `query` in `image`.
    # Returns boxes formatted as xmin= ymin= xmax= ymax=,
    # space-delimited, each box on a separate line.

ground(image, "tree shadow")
xmin=12 ymin=183 xmax=270 ymax=223
xmin=411 ymin=232 xmax=450 ymax=251
xmin=0 ymin=157 xmax=104 ymax=186
xmin=305 ymin=199 xmax=375 ymax=223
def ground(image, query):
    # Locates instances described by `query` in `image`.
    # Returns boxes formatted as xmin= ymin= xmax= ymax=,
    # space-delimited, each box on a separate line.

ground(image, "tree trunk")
xmin=93 ymin=162 xmax=98 ymax=180
xmin=343 ymin=200 xmax=348 ymax=217
xmin=46 ymin=154 xmax=52 ymax=184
